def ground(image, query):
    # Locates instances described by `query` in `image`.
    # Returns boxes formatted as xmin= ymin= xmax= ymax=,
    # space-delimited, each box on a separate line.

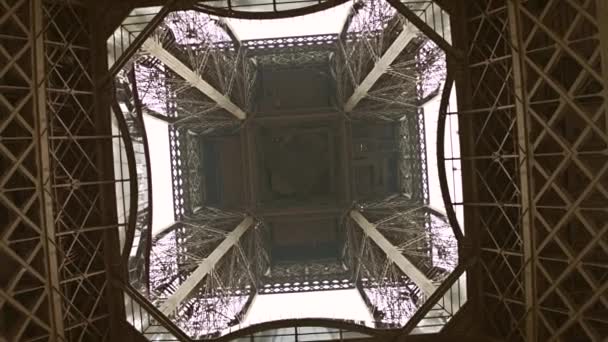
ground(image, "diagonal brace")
xmin=350 ymin=210 xmax=436 ymax=296
xmin=344 ymin=22 xmax=419 ymax=112
xmin=141 ymin=38 xmax=247 ymax=120
xmin=344 ymin=3 xmax=447 ymax=112
xmin=159 ymin=216 xmax=254 ymax=315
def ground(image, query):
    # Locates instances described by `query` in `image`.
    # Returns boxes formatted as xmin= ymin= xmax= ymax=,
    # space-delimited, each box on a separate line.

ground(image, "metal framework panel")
xmin=159 ymin=216 xmax=254 ymax=315
xmin=1 ymin=0 xmax=118 ymax=340
xmin=141 ymin=39 xmax=247 ymax=120
xmin=457 ymin=0 xmax=608 ymax=340
xmin=7 ymin=0 xmax=604 ymax=340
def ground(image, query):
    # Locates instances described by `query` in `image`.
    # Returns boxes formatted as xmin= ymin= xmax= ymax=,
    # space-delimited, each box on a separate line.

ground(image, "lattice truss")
xmin=260 ymin=220 xmax=352 ymax=294
xmin=337 ymin=0 xmax=399 ymax=113
xmin=461 ymin=0 xmax=608 ymax=340
xmin=336 ymin=0 xmax=445 ymax=118
xmin=147 ymin=208 xmax=257 ymax=338
xmin=181 ymin=130 xmax=203 ymax=213
xmin=346 ymin=218 xmax=421 ymax=328
xmin=1 ymin=0 xmax=115 ymax=341
xmin=335 ymin=0 xmax=443 ymax=207
xmin=357 ymin=197 xmax=458 ymax=278
xmin=260 ymin=259 xmax=352 ymax=295
xmin=119 ymin=10 xmax=259 ymax=220
xmin=245 ymin=34 xmax=339 ymax=68
xmin=398 ymin=110 xmax=429 ymax=203
xmin=133 ymin=10 xmax=251 ymax=133
xmin=345 ymin=196 xmax=458 ymax=328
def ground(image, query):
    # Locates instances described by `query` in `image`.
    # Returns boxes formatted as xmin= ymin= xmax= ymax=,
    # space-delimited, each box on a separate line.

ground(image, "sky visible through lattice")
xmin=140 ymin=1 xmax=463 ymax=331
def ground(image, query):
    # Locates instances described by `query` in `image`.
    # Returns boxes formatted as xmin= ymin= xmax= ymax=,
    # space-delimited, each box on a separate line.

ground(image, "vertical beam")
xmin=350 ymin=210 xmax=436 ymax=296
xmin=598 ymin=0 xmax=608 ymax=134
xmin=159 ymin=216 xmax=254 ymax=315
xmin=340 ymin=116 xmax=352 ymax=204
xmin=141 ymin=38 xmax=247 ymax=120
xmin=32 ymin=0 xmax=65 ymax=339
xmin=506 ymin=1 xmax=536 ymax=341
xmin=93 ymin=2 xmax=128 ymax=340
xmin=449 ymin=0 xmax=482 ymax=321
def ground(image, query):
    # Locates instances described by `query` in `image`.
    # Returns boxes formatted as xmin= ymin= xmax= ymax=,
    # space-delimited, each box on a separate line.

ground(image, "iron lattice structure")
xmin=336 ymin=0 xmax=441 ymax=205
xmin=113 ymin=2 xmax=452 ymax=336
xmin=456 ymin=0 xmax=608 ymax=340
xmin=345 ymin=196 xmax=459 ymax=328
xmin=1 ymin=0 xmax=119 ymax=341
xmin=114 ymin=0 xmax=457 ymax=338
xmin=244 ymin=34 xmax=339 ymax=69
xmin=147 ymin=209 xmax=257 ymax=339
xmin=3 ymin=0 xmax=607 ymax=341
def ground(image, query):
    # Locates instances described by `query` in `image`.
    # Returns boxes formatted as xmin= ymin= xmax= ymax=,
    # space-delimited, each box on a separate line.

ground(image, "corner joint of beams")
xmin=141 ymin=38 xmax=247 ymax=120
xmin=349 ymin=210 xmax=436 ymax=297
xmin=343 ymin=22 xmax=419 ymax=113
xmin=158 ymin=216 xmax=254 ymax=316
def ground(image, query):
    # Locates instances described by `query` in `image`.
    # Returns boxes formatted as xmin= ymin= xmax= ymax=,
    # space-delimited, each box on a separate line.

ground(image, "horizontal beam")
xmin=159 ymin=216 xmax=254 ymax=315
xmin=141 ymin=38 xmax=247 ymax=120
xmin=350 ymin=210 xmax=436 ymax=296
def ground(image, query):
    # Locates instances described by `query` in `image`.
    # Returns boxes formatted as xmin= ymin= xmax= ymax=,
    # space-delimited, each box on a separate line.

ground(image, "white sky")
xmin=143 ymin=114 xmax=175 ymax=236
xmin=226 ymin=1 xmax=352 ymax=40
xmin=423 ymin=87 xmax=464 ymax=228
xmin=242 ymin=289 xmax=374 ymax=327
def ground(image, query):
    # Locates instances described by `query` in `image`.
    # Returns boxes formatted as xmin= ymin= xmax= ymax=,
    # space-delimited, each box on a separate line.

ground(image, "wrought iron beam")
xmin=344 ymin=3 xmax=447 ymax=112
xmin=350 ymin=210 xmax=436 ymax=296
xmin=343 ymin=22 xmax=419 ymax=112
xmin=159 ymin=216 xmax=254 ymax=315
xmin=32 ymin=0 xmax=65 ymax=338
xmin=141 ymin=38 xmax=247 ymax=120
xmin=506 ymin=1 xmax=536 ymax=341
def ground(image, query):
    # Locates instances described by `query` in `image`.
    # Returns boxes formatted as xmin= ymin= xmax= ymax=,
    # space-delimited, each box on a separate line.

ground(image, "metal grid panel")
xmin=345 ymin=204 xmax=464 ymax=330
xmin=460 ymin=0 xmax=608 ymax=340
xmin=1 ymin=0 xmax=62 ymax=340
xmin=43 ymin=1 xmax=114 ymax=339
xmin=1 ymin=0 xmax=118 ymax=340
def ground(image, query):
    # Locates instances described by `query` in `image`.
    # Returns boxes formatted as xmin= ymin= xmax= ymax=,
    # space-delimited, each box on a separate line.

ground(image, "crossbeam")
xmin=159 ymin=216 xmax=254 ymax=315
xmin=350 ymin=210 xmax=436 ymax=296
xmin=343 ymin=4 xmax=447 ymax=112
xmin=141 ymin=38 xmax=247 ymax=120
